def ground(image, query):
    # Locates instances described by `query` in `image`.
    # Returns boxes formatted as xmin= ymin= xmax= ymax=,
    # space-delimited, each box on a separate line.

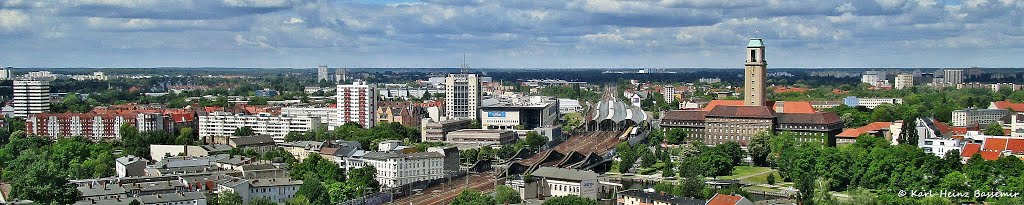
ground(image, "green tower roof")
xmin=747 ymin=38 xmax=764 ymax=48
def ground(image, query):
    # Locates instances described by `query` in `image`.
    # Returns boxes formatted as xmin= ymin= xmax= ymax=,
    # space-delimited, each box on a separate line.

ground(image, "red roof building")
xmin=707 ymin=193 xmax=754 ymax=205
xmin=990 ymin=100 xmax=1024 ymax=112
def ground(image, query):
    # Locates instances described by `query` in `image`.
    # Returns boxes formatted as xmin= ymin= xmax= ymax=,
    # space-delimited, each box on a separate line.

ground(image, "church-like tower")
xmin=744 ymin=38 xmax=767 ymax=106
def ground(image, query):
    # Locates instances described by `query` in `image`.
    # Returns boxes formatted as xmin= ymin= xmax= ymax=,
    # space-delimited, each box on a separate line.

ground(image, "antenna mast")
xmin=460 ymin=53 xmax=469 ymax=73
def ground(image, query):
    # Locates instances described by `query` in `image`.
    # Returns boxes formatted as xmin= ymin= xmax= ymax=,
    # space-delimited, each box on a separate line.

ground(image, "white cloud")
xmin=1 ymin=0 xmax=1024 ymax=68
xmin=0 ymin=9 xmax=30 ymax=32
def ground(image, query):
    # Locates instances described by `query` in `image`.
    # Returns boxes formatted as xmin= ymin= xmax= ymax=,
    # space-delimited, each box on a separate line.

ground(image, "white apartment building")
xmin=952 ymin=108 xmax=1012 ymax=127
xmin=662 ymin=86 xmax=675 ymax=102
xmin=843 ymin=96 xmax=903 ymax=109
xmin=13 ymin=80 xmax=50 ymax=117
xmin=895 ymin=73 xmax=914 ymax=90
xmin=198 ymin=111 xmax=322 ymax=143
xmin=445 ymin=73 xmax=481 ymax=120
xmin=281 ymin=106 xmax=339 ymax=129
xmin=219 ymin=177 xmax=302 ymax=204
xmin=337 ymin=81 xmax=376 ymax=128
xmin=344 ymin=151 xmax=446 ymax=188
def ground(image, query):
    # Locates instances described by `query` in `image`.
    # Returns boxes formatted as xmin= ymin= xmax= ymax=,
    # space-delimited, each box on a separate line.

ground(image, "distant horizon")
xmin=2 ymin=1 xmax=1022 ymax=68
xmin=3 ymin=67 xmax=1020 ymax=70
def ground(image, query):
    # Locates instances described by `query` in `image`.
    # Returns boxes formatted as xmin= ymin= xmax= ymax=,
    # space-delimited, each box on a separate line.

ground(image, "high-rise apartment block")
xmin=895 ymin=73 xmax=914 ymax=90
xmin=337 ymin=81 xmax=377 ymax=128
xmin=317 ymin=65 xmax=330 ymax=82
xmin=943 ymin=69 xmax=964 ymax=85
xmin=13 ymin=80 xmax=50 ymax=117
xmin=445 ymin=73 xmax=481 ymax=120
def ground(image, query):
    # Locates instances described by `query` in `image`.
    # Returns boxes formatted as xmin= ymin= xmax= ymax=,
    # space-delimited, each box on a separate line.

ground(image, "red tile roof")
xmin=662 ymin=110 xmax=707 ymax=121
xmin=777 ymin=101 xmax=816 ymax=114
xmin=837 ymin=122 xmax=892 ymax=138
xmin=706 ymin=105 xmax=776 ymax=119
xmin=932 ymin=119 xmax=953 ymax=135
xmin=992 ymin=101 xmax=1024 ymax=112
xmin=777 ymin=112 xmax=841 ymax=125
xmin=773 ymin=86 xmax=808 ymax=93
xmin=961 ymin=143 xmax=982 ymax=158
xmin=1007 ymin=138 xmax=1024 ymax=154
xmin=708 ymin=194 xmax=744 ymax=205
xmin=980 ymin=151 xmax=1002 ymax=160
xmin=983 ymin=138 xmax=1008 ymax=151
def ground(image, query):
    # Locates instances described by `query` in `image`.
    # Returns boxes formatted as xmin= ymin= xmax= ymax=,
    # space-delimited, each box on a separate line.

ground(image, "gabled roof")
xmin=532 ymin=167 xmax=599 ymax=182
xmin=662 ymin=110 xmax=707 ymax=121
xmin=706 ymin=105 xmax=775 ymax=119
xmin=980 ymin=151 xmax=1002 ymax=160
xmin=708 ymin=193 xmax=748 ymax=205
xmin=777 ymin=112 xmax=841 ymax=125
xmin=991 ymin=101 xmax=1024 ymax=112
xmin=703 ymin=100 xmax=815 ymax=114
xmin=961 ymin=143 xmax=981 ymax=158
xmin=983 ymin=138 xmax=1008 ymax=151
xmin=837 ymin=122 xmax=893 ymax=138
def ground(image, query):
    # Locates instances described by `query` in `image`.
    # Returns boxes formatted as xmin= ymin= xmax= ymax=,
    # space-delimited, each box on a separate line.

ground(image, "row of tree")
xmin=772 ymin=133 xmax=1024 ymax=204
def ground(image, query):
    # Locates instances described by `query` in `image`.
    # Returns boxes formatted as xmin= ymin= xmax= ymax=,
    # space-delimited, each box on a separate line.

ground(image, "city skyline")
xmin=2 ymin=0 xmax=1022 ymax=68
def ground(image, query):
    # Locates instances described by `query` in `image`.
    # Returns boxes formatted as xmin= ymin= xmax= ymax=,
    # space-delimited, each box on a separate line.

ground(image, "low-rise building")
xmin=444 ymin=129 xmax=517 ymax=147
xmin=344 ymin=151 xmax=446 ymax=188
xmin=279 ymin=141 xmax=325 ymax=161
xmin=115 ymin=155 xmax=149 ymax=178
xmin=527 ymin=167 xmax=599 ymax=199
xmin=225 ymin=135 xmax=277 ymax=154
xmin=842 ymin=96 xmax=903 ymax=109
xmin=377 ymin=101 xmax=424 ymax=127
xmin=952 ymin=108 xmax=1012 ymax=127
xmin=557 ymin=98 xmax=583 ymax=114
xmin=616 ymin=189 xmax=704 ymax=205
xmin=74 ymin=192 xmax=207 ymax=205
xmin=479 ymin=96 xmax=559 ymax=130
xmin=421 ymin=119 xmax=472 ymax=142
xmin=218 ymin=177 xmax=302 ymax=204
xmin=706 ymin=193 xmax=754 ymax=205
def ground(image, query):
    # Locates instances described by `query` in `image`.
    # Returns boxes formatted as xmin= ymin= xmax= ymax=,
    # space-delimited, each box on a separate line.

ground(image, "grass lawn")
xmin=609 ymin=160 xmax=621 ymax=173
xmin=719 ymin=166 xmax=777 ymax=184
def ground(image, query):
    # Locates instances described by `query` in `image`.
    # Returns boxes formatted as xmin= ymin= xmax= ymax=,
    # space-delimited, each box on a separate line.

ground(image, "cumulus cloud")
xmin=0 ymin=0 xmax=1023 ymax=68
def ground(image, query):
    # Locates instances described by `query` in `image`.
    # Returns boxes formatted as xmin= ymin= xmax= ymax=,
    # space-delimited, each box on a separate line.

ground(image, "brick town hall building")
xmin=660 ymin=39 xmax=843 ymax=146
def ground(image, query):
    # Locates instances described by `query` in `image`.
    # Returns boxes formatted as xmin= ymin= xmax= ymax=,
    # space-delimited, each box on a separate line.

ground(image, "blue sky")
xmin=0 ymin=0 xmax=1021 ymax=68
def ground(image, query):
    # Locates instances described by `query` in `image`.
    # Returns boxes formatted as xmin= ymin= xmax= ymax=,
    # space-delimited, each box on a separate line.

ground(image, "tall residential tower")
xmin=13 ymin=80 xmax=50 ymax=117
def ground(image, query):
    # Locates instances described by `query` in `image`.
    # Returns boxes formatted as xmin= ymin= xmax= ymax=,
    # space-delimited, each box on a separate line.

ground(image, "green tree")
xmin=495 ymin=185 xmax=522 ymax=204
xmin=898 ymin=118 xmax=918 ymax=145
xmin=748 ymin=132 xmax=772 ymax=166
xmin=542 ymin=195 xmax=597 ymax=205
xmin=984 ymin=123 xmax=1005 ymax=136
xmin=216 ymin=192 xmax=243 ymax=205
xmin=524 ymin=131 xmax=548 ymax=150
xmin=717 ymin=141 xmax=746 ymax=166
xmin=296 ymin=179 xmax=331 ymax=205
xmin=249 ymin=197 xmax=277 ymax=205
xmin=175 ymin=127 xmax=196 ymax=145
xmin=767 ymin=174 xmax=776 ymax=185
xmin=451 ymin=190 xmax=496 ymax=205
xmin=289 ymin=154 xmax=345 ymax=182
xmin=666 ymin=128 xmax=688 ymax=144
xmin=233 ymin=126 xmax=255 ymax=136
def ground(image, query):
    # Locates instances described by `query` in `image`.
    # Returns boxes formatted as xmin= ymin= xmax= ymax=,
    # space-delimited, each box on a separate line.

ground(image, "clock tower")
xmin=744 ymin=38 xmax=767 ymax=106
